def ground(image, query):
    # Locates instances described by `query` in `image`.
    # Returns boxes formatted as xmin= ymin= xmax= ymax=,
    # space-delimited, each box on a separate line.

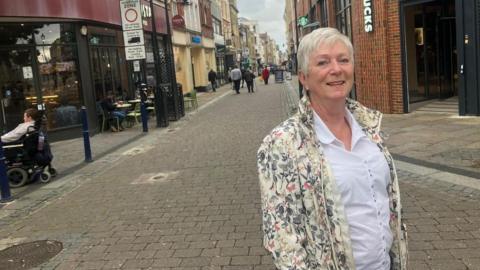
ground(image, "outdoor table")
xmin=128 ymin=99 xmax=141 ymax=103
xmin=114 ymin=103 xmax=132 ymax=109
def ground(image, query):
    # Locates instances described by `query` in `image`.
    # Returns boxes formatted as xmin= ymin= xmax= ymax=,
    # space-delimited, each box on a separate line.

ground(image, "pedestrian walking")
xmin=208 ymin=69 xmax=217 ymax=92
xmin=257 ymin=27 xmax=408 ymax=270
xmin=244 ymin=69 xmax=255 ymax=93
xmin=240 ymin=68 xmax=246 ymax=88
xmin=230 ymin=66 xmax=242 ymax=94
xmin=227 ymin=67 xmax=233 ymax=90
xmin=261 ymin=66 xmax=270 ymax=85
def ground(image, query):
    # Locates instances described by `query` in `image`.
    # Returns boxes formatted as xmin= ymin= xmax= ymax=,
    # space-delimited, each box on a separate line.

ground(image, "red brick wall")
xmin=351 ymin=0 xmax=403 ymax=113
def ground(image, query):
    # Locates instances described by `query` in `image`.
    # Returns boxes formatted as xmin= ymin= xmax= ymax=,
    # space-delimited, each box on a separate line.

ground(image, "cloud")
xmin=237 ymin=0 xmax=286 ymax=48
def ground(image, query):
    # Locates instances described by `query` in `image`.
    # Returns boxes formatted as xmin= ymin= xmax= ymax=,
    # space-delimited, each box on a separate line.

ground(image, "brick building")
xmin=287 ymin=0 xmax=480 ymax=115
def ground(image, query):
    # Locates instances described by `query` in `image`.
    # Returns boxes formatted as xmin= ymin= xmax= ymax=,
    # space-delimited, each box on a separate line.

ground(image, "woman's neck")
xmin=311 ymin=99 xmax=352 ymax=151
xmin=311 ymin=99 xmax=346 ymax=126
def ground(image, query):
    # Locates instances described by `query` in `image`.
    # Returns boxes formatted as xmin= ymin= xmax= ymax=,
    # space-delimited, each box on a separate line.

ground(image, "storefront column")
xmin=75 ymin=24 xmax=98 ymax=132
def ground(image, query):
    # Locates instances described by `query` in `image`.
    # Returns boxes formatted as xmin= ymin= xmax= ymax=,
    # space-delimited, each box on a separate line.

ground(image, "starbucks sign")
xmin=364 ymin=0 xmax=373 ymax=32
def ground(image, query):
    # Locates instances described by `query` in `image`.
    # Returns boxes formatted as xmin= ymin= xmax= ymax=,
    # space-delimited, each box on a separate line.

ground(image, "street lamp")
xmin=40 ymin=33 xmax=48 ymax=63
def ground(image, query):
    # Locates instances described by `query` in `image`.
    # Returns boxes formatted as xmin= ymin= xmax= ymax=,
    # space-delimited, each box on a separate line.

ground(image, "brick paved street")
xmin=0 ymin=77 xmax=480 ymax=269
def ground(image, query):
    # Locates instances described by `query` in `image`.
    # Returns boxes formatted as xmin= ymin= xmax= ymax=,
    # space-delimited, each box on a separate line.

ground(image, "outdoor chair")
xmin=183 ymin=90 xmax=198 ymax=111
xmin=126 ymin=102 xmax=142 ymax=126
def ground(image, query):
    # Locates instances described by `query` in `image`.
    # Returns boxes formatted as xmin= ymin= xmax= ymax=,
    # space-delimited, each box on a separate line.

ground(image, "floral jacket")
xmin=257 ymin=97 xmax=408 ymax=270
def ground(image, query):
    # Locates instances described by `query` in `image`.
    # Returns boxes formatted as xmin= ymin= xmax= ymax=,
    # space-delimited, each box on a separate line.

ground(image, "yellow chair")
xmin=183 ymin=90 xmax=198 ymax=111
xmin=126 ymin=102 xmax=142 ymax=126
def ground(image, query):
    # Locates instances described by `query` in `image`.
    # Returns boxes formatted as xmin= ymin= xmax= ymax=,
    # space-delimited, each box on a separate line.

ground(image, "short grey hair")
xmin=297 ymin=27 xmax=354 ymax=75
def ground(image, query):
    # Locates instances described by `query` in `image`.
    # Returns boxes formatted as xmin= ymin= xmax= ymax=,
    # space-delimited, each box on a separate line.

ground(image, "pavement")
xmin=0 ymin=75 xmax=478 ymax=269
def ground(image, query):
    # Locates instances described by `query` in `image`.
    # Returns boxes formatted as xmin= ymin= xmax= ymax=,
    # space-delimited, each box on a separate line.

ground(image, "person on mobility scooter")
xmin=2 ymin=108 xmax=56 ymax=188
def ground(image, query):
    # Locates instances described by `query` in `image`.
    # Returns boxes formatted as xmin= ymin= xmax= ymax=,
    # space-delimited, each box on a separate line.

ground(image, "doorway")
xmin=90 ymin=46 xmax=130 ymax=101
xmin=403 ymin=0 xmax=457 ymax=108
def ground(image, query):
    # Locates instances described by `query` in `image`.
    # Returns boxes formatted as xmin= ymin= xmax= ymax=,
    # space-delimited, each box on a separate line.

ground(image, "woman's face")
xmin=299 ymin=41 xmax=354 ymax=104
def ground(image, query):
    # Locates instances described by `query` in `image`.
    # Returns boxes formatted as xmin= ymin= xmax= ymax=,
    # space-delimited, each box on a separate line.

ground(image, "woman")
xmin=262 ymin=66 xmax=270 ymax=85
xmin=257 ymin=28 xmax=408 ymax=269
xmin=1 ymin=108 xmax=39 ymax=143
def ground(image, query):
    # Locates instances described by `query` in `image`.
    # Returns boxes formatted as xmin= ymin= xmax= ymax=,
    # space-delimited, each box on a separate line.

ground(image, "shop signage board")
xmin=172 ymin=15 xmax=185 ymax=28
xmin=364 ymin=0 xmax=373 ymax=32
xmin=120 ymin=0 xmax=145 ymax=60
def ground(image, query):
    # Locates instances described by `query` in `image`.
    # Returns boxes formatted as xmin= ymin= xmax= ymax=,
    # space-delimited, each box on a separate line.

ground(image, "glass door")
xmin=0 ymin=48 xmax=36 ymax=133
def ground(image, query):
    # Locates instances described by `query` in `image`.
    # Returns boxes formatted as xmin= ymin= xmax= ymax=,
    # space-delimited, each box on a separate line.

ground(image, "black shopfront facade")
xmin=0 ymin=0 xmax=174 ymax=140
xmin=399 ymin=0 xmax=480 ymax=115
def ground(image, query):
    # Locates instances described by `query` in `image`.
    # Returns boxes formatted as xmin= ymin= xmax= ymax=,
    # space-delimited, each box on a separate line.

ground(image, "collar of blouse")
xmin=298 ymin=96 xmax=385 ymax=143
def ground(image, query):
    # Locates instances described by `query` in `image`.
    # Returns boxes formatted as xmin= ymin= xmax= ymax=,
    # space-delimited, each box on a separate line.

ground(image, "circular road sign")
xmin=125 ymin=8 xmax=138 ymax=23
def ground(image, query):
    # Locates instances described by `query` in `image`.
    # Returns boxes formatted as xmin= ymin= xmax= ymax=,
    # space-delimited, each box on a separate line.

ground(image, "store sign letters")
xmin=364 ymin=0 xmax=373 ymax=32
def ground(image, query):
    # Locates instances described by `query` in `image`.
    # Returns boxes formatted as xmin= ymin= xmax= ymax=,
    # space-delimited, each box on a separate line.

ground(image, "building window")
xmin=33 ymin=23 xmax=80 ymax=129
xmin=335 ymin=0 xmax=352 ymax=41
xmin=88 ymin=26 xmax=131 ymax=106
xmin=319 ymin=0 xmax=328 ymax=27
xmin=213 ymin=18 xmax=222 ymax=35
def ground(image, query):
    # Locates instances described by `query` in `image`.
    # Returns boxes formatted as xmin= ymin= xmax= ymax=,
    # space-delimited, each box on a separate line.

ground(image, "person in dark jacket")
xmin=241 ymin=68 xmax=246 ymax=88
xmin=244 ymin=69 xmax=255 ymax=93
xmin=100 ymin=93 xmax=126 ymax=131
xmin=208 ymin=69 xmax=217 ymax=92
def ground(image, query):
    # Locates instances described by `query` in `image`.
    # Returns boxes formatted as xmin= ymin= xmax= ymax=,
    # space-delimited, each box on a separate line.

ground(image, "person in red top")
xmin=262 ymin=66 xmax=270 ymax=85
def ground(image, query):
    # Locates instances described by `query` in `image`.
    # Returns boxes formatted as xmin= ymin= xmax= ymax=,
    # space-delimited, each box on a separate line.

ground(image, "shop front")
xmin=0 ymin=0 xmax=174 ymax=140
xmin=0 ymin=23 xmax=83 ymax=134
xmin=400 ymin=0 xmax=480 ymax=115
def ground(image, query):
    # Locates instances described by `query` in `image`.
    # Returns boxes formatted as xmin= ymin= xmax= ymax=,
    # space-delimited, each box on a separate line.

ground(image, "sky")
xmin=237 ymin=0 xmax=286 ymax=51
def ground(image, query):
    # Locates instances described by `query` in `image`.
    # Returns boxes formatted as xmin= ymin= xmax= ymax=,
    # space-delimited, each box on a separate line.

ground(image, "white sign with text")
xmin=125 ymin=46 xmax=146 ymax=61
xmin=120 ymin=0 xmax=143 ymax=31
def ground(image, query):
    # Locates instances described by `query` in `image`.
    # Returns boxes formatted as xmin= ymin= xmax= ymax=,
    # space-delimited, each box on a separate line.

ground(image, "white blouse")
xmin=313 ymin=109 xmax=392 ymax=270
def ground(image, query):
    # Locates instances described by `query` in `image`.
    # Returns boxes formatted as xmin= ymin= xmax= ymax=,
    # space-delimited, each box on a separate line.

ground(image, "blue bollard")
xmin=0 ymin=140 xmax=12 ymax=202
xmin=140 ymin=101 xmax=148 ymax=132
xmin=81 ymin=106 xmax=92 ymax=163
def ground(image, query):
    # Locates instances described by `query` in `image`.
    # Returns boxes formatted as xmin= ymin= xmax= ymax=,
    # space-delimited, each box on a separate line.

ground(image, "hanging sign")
xmin=298 ymin=16 xmax=308 ymax=27
xmin=364 ymin=0 xmax=373 ymax=32
xmin=172 ymin=15 xmax=186 ymax=28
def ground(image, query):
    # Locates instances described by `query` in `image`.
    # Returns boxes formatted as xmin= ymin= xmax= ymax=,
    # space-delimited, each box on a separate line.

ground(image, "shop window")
xmin=36 ymin=43 xmax=82 ymax=129
xmin=335 ymin=0 xmax=352 ymax=41
xmin=34 ymin=24 xmax=76 ymax=45
xmin=319 ymin=0 xmax=328 ymax=27
xmin=88 ymin=27 xmax=130 ymax=102
xmin=0 ymin=49 xmax=36 ymax=131
xmin=88 ymin=26 xmax=122 ymax=45
xmin=0 ymin=24 xmax=37 ymax=45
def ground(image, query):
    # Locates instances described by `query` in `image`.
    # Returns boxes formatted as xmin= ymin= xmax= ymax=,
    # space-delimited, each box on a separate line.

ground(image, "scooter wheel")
xmin=39 ymin=171 xmax=51 ymax=183
xmin=8 ymin=167 xmax=28 ymax=188
xmin=48 ymin=168 xmax=58 ymax=177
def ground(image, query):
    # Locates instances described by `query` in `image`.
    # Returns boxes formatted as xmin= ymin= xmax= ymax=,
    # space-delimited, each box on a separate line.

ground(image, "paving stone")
xmin=1 ymin=79 xmax=480 ymax=270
